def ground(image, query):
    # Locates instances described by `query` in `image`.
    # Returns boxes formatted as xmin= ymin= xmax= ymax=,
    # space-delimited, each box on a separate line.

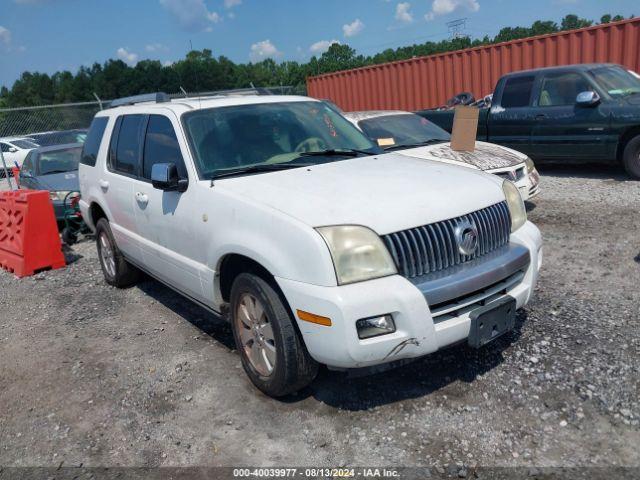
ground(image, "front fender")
xmin=202 ymin=187 xmax=337 ymax=287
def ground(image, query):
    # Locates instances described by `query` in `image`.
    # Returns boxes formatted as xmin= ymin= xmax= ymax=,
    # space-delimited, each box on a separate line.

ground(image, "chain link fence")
xmin=0 ymin=100 xmax=103 ymax=188
xmin=0 ymin=86 xmax=304 ymax=189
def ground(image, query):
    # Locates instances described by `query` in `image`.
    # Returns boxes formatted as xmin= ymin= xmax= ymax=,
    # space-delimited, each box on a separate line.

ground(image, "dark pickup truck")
xmin=417 ymin=63 xmax=640 ymax=178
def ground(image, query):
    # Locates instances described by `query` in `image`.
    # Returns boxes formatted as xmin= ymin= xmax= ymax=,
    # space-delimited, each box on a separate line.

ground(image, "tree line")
xmin=0 ymin=13 xmax=632 ymax=108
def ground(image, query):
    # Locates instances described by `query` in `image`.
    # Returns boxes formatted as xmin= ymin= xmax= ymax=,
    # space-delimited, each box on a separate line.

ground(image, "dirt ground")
xmin=0 ymin=163 xmax=639 ymax=475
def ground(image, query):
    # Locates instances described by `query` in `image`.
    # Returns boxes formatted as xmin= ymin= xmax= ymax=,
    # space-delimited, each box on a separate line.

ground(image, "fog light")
xmin=356 ymin=314 xmax=395 ymax=339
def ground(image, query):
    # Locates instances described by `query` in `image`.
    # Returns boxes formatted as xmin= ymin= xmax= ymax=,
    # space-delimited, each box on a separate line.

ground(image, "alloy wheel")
xmin=99 ymin=232 xmax=116 ymax=278
xmin=235 ymin=293 xmax=277 ymax=376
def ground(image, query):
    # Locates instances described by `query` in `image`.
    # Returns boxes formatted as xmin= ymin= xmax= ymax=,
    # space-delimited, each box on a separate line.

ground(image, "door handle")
xmin=99 ymin=179 xmax=109 ymax=190
xmin=135 ymin=192 xmax=149 ymax=205
xmin=535 ymin=114 xmax=546 ymax=120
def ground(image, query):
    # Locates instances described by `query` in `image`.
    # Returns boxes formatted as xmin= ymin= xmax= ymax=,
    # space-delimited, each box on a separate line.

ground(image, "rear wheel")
xmin=95 ymin=218 xmax=140 ymax=288
xmin=622 ymin=135 xmax=640 ymax=179
xmin=230 ymin=273 xmax=318 ymax=397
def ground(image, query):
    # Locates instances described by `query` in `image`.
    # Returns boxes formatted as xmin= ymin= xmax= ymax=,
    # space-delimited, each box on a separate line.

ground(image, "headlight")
xmin=317 ymin=225 xmax=397 ymax=285
xmin=49 ymin=191 xmax=78 ymax=202
xmin=524 ymin=157 xmax=536 ymax=174
xmin=503 ymin=180 xmax=526 ymax=232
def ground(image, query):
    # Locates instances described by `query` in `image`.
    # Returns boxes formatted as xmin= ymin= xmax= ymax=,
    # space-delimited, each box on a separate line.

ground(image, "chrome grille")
xmin=383 ymin=202 xmax=511 ymax=279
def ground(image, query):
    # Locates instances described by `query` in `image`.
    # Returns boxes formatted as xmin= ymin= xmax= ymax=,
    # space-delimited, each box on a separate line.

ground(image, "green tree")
xmin=560 ymin=14 xmax=593 ymax=30
xmin=1 ymin=12 xmax=634 ymax=107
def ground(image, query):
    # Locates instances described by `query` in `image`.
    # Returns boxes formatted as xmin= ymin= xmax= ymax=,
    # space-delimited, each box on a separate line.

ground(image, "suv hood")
xmin=218 ymin=153 xmax=505 ymax=235
xmin=398 ymin=141 xmax=527 ymax=171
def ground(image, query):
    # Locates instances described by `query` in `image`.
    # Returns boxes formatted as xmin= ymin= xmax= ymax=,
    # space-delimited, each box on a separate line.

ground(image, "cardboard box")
xmin=450 ymin=106 xmax=479 ymax=152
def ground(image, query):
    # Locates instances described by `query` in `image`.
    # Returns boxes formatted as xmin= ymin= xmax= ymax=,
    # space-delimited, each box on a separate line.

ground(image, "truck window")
xmin=142 ymin=115 xmax=187 ymax=180
xmin=538 ymin=73 xmax=590 ymax=106
xmin=501 ymin=76 xmax=535 ymax=108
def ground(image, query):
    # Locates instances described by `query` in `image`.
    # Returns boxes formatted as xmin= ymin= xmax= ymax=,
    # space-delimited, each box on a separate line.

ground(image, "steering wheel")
xmin=295 ymin=137 xmax=327 ymax=153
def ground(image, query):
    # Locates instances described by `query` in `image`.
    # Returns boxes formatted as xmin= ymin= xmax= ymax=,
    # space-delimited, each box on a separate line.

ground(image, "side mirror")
xmin=151 ymin=162 xmax=188 ymax=192
xmin=576 ymin=91 xmax=600 ymax=107
xmin=8 ymin=147 xmax=18 ymax=153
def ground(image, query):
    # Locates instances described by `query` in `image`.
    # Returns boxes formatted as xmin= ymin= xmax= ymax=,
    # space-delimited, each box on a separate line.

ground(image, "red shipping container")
xmin=307 ymin=18 xmax=640 ymax=111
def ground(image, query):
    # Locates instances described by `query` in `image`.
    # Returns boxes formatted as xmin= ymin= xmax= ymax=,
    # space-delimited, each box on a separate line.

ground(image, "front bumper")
xmin=277 ymin=221 xmax=542 ymax=369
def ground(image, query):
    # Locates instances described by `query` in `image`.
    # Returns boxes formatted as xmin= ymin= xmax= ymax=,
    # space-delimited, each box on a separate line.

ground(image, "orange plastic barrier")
xmin=0 ymin=190 xmax=66 ymax=277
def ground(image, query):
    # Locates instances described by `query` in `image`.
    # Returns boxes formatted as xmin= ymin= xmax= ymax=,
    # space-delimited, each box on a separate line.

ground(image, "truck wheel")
xmin=622 ymin=135 xmax=640 ymax=179
xmin=230 ymin=273 xmax=318 ymax=397
xmin=95 ymin=218 xmax=141 ymax=288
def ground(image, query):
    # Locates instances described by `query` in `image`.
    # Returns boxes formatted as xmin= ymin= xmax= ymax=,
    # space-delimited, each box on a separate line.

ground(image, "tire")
xmin=230 ymin=273 xmax=318 ymax=397
xmin=622 ymin=135 xmax=640 ymax=179
xmin=95 ymin=218 xmax=141 ymax=288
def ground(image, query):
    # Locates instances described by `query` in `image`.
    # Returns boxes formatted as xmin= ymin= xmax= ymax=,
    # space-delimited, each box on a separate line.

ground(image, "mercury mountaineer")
xmin=79 ymin=92 xmax=543 ymax=397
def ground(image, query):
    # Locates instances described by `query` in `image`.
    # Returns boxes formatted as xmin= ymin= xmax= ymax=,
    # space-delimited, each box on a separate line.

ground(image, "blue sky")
xmin=0 ymin=0 xmax=638 ymax=89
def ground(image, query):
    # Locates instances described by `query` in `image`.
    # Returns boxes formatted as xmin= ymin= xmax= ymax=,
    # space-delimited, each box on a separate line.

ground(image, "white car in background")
xmin=0 ymin=136 xmax=39 ymax=169
xmin=344 ymin=111 xmax=541 ymax=201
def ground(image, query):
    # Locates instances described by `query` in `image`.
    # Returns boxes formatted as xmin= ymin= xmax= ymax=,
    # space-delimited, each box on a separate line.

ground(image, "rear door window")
xmin=81 ymin=117 xmax=109 ymax=167
xmin=112 ymin=114 xmax=145 ymax=175
xmin=501 ymin=76 xmax=535 ymax=108
xmin=142 ymin=115 xmax=187 ymax=180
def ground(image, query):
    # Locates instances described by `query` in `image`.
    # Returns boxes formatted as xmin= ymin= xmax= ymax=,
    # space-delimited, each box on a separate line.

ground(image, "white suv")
xmin=79 ymin=92 xmax=542 ymax=397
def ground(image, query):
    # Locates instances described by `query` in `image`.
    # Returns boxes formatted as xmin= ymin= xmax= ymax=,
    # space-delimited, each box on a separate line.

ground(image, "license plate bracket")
xmin=468 ymin=296 xmax=516 ymax=349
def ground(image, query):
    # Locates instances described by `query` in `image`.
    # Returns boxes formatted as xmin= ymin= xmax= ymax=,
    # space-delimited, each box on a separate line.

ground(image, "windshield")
xmin=182 ymin=101 xmax=379 ymax=178
xmin=37 ymin=147 xmax=81 ymax=175
xmin=357 ymin=114 xmax=450 ymax=150
xmin=588 ymin=66 xmax=640 ymax=97
xmin=11 ymin=139 xmax=39 ymax=149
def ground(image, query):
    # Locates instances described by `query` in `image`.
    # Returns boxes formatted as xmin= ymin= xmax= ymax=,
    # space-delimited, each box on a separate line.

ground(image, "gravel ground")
xmin=0 ymin=164 xmax=639 ymax=475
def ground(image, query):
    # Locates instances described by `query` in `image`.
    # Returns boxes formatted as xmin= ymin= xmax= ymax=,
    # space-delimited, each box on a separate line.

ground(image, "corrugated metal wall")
xmin=307 ymin=18 xmax=640 ymax=111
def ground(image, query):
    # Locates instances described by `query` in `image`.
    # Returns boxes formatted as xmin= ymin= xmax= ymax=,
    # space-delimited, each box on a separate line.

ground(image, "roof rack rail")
xmin=109 ymin=92 xmax=171 ymax=108
xmin=197 ymin=87 xmax=275 ymax=98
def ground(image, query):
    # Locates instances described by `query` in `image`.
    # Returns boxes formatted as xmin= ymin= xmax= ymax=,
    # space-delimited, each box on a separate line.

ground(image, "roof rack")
xmin=109 ymin=92 xmax=171 ymax=108
xmin=107 ymin=88 xmax=278 ymax=109
xmin=195 ymin=87 xmax=275 ymax=98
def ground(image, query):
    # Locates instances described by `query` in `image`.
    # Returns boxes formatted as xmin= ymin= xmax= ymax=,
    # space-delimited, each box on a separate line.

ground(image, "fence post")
xmin=92 ymin=93 xmax=103 ymax=111
xmin=0 ymin=148 xmax=15 ymax=190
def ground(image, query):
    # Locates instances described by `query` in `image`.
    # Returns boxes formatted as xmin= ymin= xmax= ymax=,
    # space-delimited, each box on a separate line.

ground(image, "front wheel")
xmin=622 ymin=135 xmax=640 ymax=179
xmin=230 ymin=273 xmax=318 ymax=397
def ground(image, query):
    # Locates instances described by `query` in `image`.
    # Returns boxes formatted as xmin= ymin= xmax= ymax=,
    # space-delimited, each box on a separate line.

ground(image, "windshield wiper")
xmin=42 ymin=169 xmax=74 ymax=175
xmin=383 ymin=139 xmax=447 ymax=151
xmin=212 ymin=163 xmax=311 ymax=180
xmin=296 ymin=148 xmax=374 ymax=157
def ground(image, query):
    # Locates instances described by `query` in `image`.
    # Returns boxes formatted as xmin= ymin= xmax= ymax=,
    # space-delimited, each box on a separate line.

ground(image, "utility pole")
xmin=447 ymin=18 xmax=468 ymax=39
